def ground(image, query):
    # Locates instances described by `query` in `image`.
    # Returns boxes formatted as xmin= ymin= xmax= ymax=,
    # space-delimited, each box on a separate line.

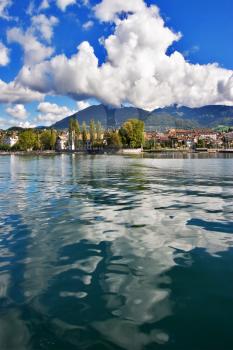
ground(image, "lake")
xmin=0 ymin=154 xmax=233 ymax=350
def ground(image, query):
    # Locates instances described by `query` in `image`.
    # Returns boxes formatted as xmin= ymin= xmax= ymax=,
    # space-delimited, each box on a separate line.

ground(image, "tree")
xmin=197 ymin=138 xmax=206 ymax=148
xmin=104 ymin=130 xmax=122 ymax=149
xmin=18 ymin=130 xmax=37 ymax=151
xmin=0 ymin=143 xmax=11 ymax=151
xmin=89 ymin=119 xmax=96 ymax=147
xmin=34 ymin=131 xmax=41 ymax=150
xmin=73 ymin=119 xmax=80 ymax=149
xmin=69 ymin=118 xmax=75 ymax=150
xmin=119 ymin=119 xmax=144 ymax=148
xmin=50 ymin=129 xmax=57 ymax=150
xmin=96 ymin=121 xmax=102 ymax=142
xmin=69 ymin=118 xmax=80 ymax=150
xmin=81 ymin=122 xmax=87 ymax=148
xmin=40 ymin=129 xmax=57 ymax=150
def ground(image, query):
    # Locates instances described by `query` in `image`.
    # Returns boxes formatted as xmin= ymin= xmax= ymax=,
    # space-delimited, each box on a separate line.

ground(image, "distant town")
xmin=1 ymin=117 xmax=233 ymax=154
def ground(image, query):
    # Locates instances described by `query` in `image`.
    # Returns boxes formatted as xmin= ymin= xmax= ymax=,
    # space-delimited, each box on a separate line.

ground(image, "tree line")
xmin=69 ymin=118 xmax=144 ymax=150
xmin=0 ymin=118 xmax=145 ymax=151
xmin=0 ymin=129 xmax=57 ymax=151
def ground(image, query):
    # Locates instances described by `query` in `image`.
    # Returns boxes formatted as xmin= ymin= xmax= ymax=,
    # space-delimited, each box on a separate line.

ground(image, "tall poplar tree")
xmin=82 ymin=122 xmax=87 ymax=148
xmin=89 ymin=119 xmax=96 ymax=147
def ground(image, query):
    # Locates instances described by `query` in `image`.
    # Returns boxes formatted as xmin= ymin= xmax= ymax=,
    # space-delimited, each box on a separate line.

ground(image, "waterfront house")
xmin=3 ymin=134 xmax=19 ymax=147
xmin=223 ymin=131 xmax=233 ymax=148
xmin=56 ymin=132 xmax=68 ymax=151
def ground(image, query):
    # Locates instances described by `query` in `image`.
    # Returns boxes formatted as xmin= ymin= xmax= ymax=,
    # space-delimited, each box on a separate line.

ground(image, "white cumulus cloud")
xmin=0 ymin=79 xmax=43 ymax=104
xmin=13 ymin=0 xmax=233 ymax=109
xmin=39 ymin=0 xmax=50 ymax=11
xmin=39 ymin=0 xmax=77 ymax=12
xmin=36 ymin=102 xmax=75 ymax=125
xmin=94 ymin=0 xmax=146 ymax=22
xmin=7 ymin=13 xmax=58 ymax=66
xmin=0 ymin=0 xmax=12 ymax=19
xmin=82 ymin=20 xmax=94 ymax=30
xmin=56 ymin=0 xmax=76 ymax=11
xmin=6 ymin=104 xmax=28 ymax=119
xmin=76 ymin=100 xmax=91 ymax=111
xmin=31 ymin=14 xmax=59 ymax=42
xmin=0 ymin=42 xmax=10 ymax=66
xmin=0 ymin=118 xmax=35 ymax=129
xmin=7 ymin=27 xmax=54 ymax=65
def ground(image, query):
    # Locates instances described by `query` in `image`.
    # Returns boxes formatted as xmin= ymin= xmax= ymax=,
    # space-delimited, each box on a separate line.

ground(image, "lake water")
xmin=0 ymin=154 xmax=233 ymax=350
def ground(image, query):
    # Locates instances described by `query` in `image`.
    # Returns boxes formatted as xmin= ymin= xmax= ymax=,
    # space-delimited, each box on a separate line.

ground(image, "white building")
xmin=225 ymin=131 xmax=233 ymax=141
xmin=198 ymin=131 xmax=217 ymax=141
xmin=56 ymin=134 xmax=68 ymax=151
xmin=68 ymin=130 xmax=75 ymax=151
xmin=3 ymin=135 xmax=19 ymax=147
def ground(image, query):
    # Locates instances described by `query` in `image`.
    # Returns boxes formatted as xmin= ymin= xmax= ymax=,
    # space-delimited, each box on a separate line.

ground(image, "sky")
xmin=0 ymin=0 xmax=232 ymax=129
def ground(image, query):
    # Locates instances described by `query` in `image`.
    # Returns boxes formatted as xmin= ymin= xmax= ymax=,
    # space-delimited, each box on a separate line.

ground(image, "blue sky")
xmin=0 ymin=0 xmax=232 ymax=128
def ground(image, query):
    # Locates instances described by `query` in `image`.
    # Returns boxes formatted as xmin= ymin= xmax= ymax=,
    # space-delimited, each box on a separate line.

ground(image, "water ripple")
xmin=0 ymin=154 xmax=233 ymax=350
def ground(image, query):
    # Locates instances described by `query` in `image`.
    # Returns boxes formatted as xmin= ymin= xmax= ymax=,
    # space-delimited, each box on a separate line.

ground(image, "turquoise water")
xmin=0 ymin=154 xmax=233 ymax=350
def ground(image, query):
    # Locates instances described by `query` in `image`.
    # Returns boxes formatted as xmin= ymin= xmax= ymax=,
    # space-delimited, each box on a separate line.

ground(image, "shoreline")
xmin=1 ymin=148 xmax=233 ymax=156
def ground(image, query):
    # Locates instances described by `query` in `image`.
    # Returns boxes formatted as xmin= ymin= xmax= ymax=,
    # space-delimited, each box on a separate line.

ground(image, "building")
xmin=56 ymin=133 xmax=68 ymax=151
xmin=197 ymin=129 xmax=218 ymax=141
xmin=223 ymin=131 xmax=233 ymax=148
xmin=3 ymin=135 xmax=19 ymax=147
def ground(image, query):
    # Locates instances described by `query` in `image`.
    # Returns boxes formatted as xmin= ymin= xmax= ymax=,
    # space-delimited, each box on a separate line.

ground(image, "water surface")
xmin=0 ymin=154 xmax=233 ymax=350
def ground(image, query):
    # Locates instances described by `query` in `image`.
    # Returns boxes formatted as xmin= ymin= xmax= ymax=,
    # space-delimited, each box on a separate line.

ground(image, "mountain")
xmin=51 ymin=104 xmax=233 ymax=131
xmin=52 ymin=104 xmax=150 ymax=130
xmin=7 ymin=126 xmax=25 ymax=132
xmin=153 ymin=105 xmax=233 ymax=128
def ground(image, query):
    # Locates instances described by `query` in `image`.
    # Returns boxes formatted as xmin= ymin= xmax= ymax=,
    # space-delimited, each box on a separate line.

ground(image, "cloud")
xmin=94 ymin=0 xmax=146 ymax=22
xmin=7 ymin=26 xmax=54 ymax=65
xmin=76 ymin=100 xmax=91 ymax=111
xmin=38 ymin=0 xmax=77 ymax=12
xmin=0 ymin=118 xmax=36 ymax=129
xmin=39 ymin=0 xmax=50 ymax=11
xmin=183 ymin=45 xmax=200 ymax=58
xmin=26 ymin=1 xmax=35 ymax=16
xmin=7 ymin=13 xmax=58 ymax=66
xmin=0 ymin=42 xmax=10 ymax=66
xmin=0 ymin=79 xmax=43 ymax=104
xmin=17 ymin=120 xmax=36 ymax=128
xmin=2 ymin=103 xmax=35 ymax=129
xmin=6 ymin=104 xmax=28 ymax=119
xmin=0 ymin=0 xmax=12 ymax=19
xmin=31 ymin=15 xmax=59 ymax=42
xmin=36 ymin=102 xmax=75 ymax=125
xmin=14 ymin=0 xmax=233 ymax=109
xmin=56 ymin=0 xmax=76 ymax=11
xmin=82 ymin=20 xmax=94 ymax=30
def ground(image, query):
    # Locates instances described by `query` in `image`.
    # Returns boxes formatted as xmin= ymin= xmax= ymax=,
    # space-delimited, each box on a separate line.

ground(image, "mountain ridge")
xmin=51 ymin=104 xmax=233 ymax=131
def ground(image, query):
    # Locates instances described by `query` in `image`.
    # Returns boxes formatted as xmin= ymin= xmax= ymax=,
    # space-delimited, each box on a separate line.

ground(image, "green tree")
xmin=89 ymin=119 xmax=96 ymax=147
xmin=73 ymin=119 xmax=80 ymax=149
xmin=81 ymin=122 xmax=87 ymax=148
xmin=197 ymin=138 xmax=206 ymax=148
xmin=18 ymin=130 xmax=37 ymax=151
xmin=96 ymin=121 xmax=102 ymax=142
xmin=69 ymin=118 xmax=80 ymax=150
xmin=40 ymin=129 xmax=57 ymax=150
xmin=119 ymin=119 xmax=144 ymax=148
xmin=104 ymin=130 xmax=122 ymax=149
xmin=34 ymin=131 xmax=41 ymax=150
xmin=69 ymin=118 xmax=75 ymax=150
xmin=0 ymin=143 xmax=11 ymax=151
xmin=50 ymin=129 xmax=57 ymax=150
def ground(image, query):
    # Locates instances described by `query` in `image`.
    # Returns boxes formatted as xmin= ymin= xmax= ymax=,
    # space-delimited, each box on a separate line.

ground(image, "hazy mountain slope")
xmin=153 ymin=105 xmax=233 ymax=127
xmin=51 ymin=104 xmax=233 ymax=130
xmin=52 ymin=104 xmax=108 ymax=129
xmin=144 ymin=113 xmax=197 ymax=131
